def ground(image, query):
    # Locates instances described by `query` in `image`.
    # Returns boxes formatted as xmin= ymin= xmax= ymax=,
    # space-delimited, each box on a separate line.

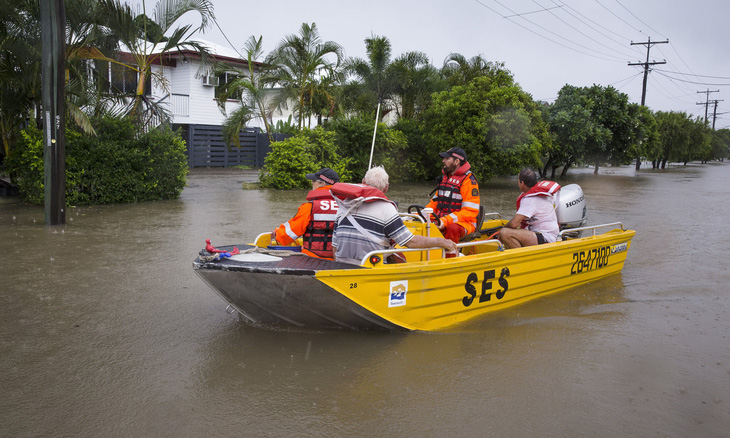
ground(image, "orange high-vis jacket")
xmin=274 ymin=185 xmax=337 ymax=259
xmin=425 ymin=163 xmax=480 ymax=234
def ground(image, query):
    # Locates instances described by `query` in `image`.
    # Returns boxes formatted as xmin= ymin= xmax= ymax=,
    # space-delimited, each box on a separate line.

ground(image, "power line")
xmin=213 ymin=18 xmax=244 ymax=60
xmin=595 ymin=0 xmax=643 ymax=34
xmin=647 ymin=73 xmax=684 ymax=102
xmin=474 ymin=0 xmax=625 ymax=61
xmin=667 ymin=42 xmax=706 ymax=84
xmin=608 ymin=71 xmax=642 ymax=88
xmin=654 ymin=68 xmax=730 ymax=80
xmin=473 ymin=0 xmax=616 ymax=60
xmin=697 ymin=89 xmax=720 ymax=123
xmin=532 ymin=0 xmax=637 ymax=59
xmin=503 ymin=4 xmax=563 ymax=18
xmin=648 ymin=80 xmax=697 ymax=106
xmin=628 ymin=37 xmax=668 ymax=106
xmin=614 ymin=0 xmax=668 ymax=40
xmin=556 ymin=0 xmax=644 ymax=57
xmin=654 ymin=46 xmax=704 ymax=94
xmin=654 ymin=71 xmax=730 ymax=86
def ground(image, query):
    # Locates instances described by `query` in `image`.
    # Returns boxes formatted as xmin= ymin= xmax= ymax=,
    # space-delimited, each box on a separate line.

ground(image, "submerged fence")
xmin=176 ymin=124 xmax=289 ymax=168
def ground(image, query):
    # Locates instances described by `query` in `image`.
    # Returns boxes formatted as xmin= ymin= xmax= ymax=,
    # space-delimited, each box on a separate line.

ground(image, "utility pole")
xmin=628 ymin=37 xmax=668 ymax=170
xmin=40 ymin=0 xmax=66 ymax=225
xmin=710 ymin=100 xmax=723 ymax=130
xmin=696 ymin=89 xmax=720 ymax=124
xmin=628 ymin=37 xmax=668 ymax=106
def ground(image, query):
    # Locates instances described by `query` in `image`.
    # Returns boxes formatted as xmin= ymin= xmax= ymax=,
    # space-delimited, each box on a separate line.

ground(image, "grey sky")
xmin=160 ymin=0 xmax=730 ymax=128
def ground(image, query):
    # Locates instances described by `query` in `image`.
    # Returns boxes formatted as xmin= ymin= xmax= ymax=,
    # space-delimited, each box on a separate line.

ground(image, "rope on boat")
xmin=239 ymin=246 xmax=308 ymax=257
xmin=198 ymin=246 xmax=307 ymax=262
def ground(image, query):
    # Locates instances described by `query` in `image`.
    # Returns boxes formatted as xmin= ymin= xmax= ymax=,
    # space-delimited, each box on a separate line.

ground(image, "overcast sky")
xmin=143 ymin=0 xmax=730 ymax=128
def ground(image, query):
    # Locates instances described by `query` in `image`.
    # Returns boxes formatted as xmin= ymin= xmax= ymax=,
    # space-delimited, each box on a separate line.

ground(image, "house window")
xmin=88 ymin=61 xmax=151 ymax=95
xmin=111 ymin=63 xmax=137 ymax=94
xmin=215 ymin=72 xmax=242 ymax=100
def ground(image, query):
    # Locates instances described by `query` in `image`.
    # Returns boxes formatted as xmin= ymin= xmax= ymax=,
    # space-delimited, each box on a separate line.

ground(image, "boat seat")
xmin=460 ymin=205 xmax=485 ymax=242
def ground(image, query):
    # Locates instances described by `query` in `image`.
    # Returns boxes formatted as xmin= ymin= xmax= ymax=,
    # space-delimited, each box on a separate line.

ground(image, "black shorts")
xmin=535 ymin=232 xmax=546 ymax=245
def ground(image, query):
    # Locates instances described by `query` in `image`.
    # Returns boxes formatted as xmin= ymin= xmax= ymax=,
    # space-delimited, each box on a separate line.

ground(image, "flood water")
xmin=1 ymin=163 xmax=729 ymax=437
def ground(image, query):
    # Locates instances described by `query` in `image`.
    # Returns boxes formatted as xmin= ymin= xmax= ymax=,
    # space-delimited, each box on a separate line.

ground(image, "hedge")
xmin=5 ymin=117 xmax=188 ymax=205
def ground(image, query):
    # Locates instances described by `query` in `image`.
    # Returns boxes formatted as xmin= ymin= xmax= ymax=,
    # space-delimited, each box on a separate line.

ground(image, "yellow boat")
xmin=193 ymin=195 xmax=635 ymax=331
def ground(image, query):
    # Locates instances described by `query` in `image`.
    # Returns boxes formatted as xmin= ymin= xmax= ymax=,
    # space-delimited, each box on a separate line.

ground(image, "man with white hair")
xmin=331 ymin=166 xmax=457 ymax=265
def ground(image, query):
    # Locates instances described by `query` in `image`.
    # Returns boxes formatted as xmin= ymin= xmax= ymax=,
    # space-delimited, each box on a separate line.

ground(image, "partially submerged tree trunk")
xmin=560 ymin=158 xmax=573 ymax=178
xmin=541 ymin=157 xmax=552 ymax=178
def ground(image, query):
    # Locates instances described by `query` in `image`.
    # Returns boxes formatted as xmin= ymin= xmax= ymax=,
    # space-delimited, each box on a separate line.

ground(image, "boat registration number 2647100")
xmin=570 ymin=242 xmax=630 ymax=275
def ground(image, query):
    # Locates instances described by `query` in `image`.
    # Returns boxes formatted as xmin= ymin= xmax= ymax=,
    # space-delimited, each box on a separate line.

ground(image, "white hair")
xmin=363 ymin=166 xmax=389 ymax=192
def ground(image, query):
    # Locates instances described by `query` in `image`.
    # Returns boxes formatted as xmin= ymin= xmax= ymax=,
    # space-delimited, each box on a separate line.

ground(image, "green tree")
xmin=6 ymin=117 xmax=187 ymax=204
xmin=421 ymin=75 xmax=545 ymax=182
xmin=654 ymin=111 xmax=692 ymax=168
xmin=64 ymin=0 xmax=133 ymax=135
xmin=583 ymin=85 xmax=635 ymax=173
xmin=544 ymin=85 xmax=597 ymax=177
xmin=97 ymin=0 xmax=215 ymax=128
xmin=388 ymin=51 xmax=443 ymax=120
xmin=214 ymin=35 xmax=278 ymax=144
xmin=267 ymin=22 xmax=344 ymax=129
xmin=631 ymin=104 xmax=658 ymax=169
xmin=323 ymin=114 xmax=409 ymax=181
xmin=259 ymin=127 xmax=351 ymax=189
xmin=710 ymin=129 xmax=730 ymax=161
xmin=0 ymin=0 xmax=41 ymax=162
xmin=546 ymin=84 xmax=640 ymax=176
xmin=687 ymin=117 xmax=711 ymax=164
xmin=342 ymin=34 xmax=395 ymax=118
xmin=441 ymin=53 xmax=507 ymax=87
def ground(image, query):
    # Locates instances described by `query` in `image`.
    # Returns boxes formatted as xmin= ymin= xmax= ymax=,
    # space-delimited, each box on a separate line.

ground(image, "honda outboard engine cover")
xmin=556 ymin=184 xmax=587 ymax=238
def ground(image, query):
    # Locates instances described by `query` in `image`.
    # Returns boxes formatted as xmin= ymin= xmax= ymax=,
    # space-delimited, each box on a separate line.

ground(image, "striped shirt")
xmin=332 ymin=200 xmax=414 ymax=265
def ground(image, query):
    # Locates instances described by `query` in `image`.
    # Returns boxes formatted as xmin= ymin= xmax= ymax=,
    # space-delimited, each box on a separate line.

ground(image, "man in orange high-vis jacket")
xmin=425 ymin=147 xmax=480 ymax=247
xmin=272 ymin=168 xmax=340 ymax=259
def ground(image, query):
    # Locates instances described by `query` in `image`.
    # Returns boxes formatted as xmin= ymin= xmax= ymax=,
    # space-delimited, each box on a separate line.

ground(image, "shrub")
xmin=323 ymin=115 xmax=409 ymax=182
xmin=5 ymin=117 xmax=188 ymax=205
xmin=4 ymin=127 xmax=45 ymax=204
xmin=259 ymin=127 xmax=352 ymax=189
xmin=392 ymin=118 xmax=432 ymax=181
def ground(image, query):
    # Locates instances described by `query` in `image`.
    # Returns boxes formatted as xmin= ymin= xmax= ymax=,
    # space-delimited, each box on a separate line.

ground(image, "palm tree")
xmin=388 ymin=51 xmax=441 ymax=120
xmin=214 ymin=35 xmax=279 ymax=144
xmin=441 ymin=53 xmax=506 ymax=87
xmin=344 ymin=34 xmax=394 ymax=119
xmin=64 ymin=0 xmax=128 ymax=135
xmin=0 ymin=0 xmax=42 ymax=160
xmin=97 ymin=0 xmax=215 ymax=128
xmin=267 ymin=22 xmax=344 ymax=129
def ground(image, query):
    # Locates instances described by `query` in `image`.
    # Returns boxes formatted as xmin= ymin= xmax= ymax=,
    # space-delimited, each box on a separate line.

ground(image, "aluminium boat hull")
xmin=193 ymin=226 xmax=635 ymax=332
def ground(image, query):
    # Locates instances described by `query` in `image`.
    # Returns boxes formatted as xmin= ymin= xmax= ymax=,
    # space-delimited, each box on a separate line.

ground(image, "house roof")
xmin=117 ymin=39 xmax=257 ymax=66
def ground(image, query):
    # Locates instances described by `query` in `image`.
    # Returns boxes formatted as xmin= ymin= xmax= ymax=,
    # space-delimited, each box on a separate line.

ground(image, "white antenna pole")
xmin=367 ymin=101 xmax=381 ymax=170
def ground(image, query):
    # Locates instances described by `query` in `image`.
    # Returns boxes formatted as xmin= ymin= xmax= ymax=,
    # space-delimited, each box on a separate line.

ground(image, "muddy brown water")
xmin=1 ymin=164 xmax=729 ymax=437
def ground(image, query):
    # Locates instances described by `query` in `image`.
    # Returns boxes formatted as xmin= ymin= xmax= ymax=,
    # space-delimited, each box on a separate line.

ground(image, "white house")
xmin=105 ymin=40 xmax=293 ymax=167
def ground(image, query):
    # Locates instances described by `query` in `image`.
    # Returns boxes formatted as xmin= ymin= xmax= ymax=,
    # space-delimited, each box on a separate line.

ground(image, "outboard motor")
xmin=556 ymin=184 xmax=587 ymax=238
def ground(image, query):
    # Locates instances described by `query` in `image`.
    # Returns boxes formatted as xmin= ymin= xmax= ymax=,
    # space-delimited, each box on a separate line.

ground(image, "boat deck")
xmin=194 ymin=244 xmax=362 ymax=275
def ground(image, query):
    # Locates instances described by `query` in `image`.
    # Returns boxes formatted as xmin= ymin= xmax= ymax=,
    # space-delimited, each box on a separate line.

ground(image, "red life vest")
xmin=329 ymin=183 xmax=395 ymax=207
xmin=302 ymin=188 xmax=338 ymax=258
xmin=516 ymin=180 xmax=561 ymax=229
xmin=432 ymin=162 xmax=474 ymax=217
xmin=330 ymin=183 xmax=403 ymax=261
